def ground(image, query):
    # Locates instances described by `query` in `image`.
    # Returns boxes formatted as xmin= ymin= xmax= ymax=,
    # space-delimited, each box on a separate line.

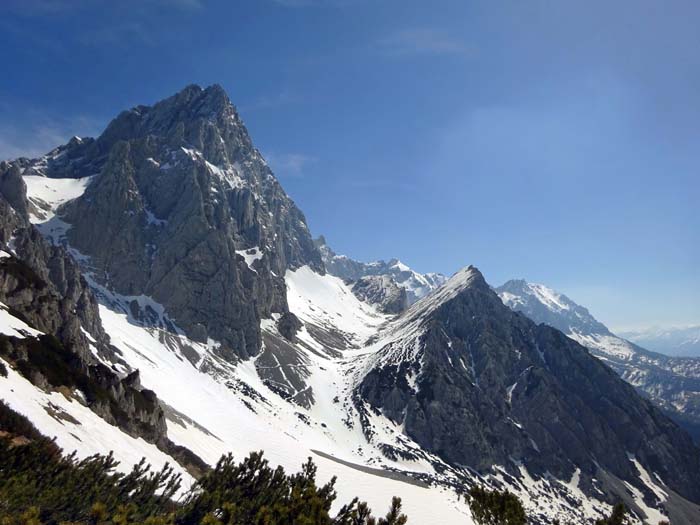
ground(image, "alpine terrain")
xmin=496 ymin=280 xmax=700 ymax=445
xmin=1 ymin=84 xmax=699 ymax=524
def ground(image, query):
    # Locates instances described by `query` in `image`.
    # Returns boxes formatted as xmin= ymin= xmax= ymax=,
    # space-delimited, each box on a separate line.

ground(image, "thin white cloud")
xmin=1 ymin=0 xmax=203 ymax=15
xmin=376 ymin=28 xmax=470 ymax=57
xmin=238 ymin=91 xmax=298 ymax=113
xmin=271 ymin=0 xmax=356 ymax=7
xmin=0 ymin=115 xmax=103 ymax=161
xmin=265 ymin=152 xmax=318 ymax=177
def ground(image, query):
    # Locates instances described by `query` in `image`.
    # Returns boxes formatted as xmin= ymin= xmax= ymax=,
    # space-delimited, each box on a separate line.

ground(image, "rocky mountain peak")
xmin=358 ymin=263 xmax=700 ymax=512
xmin=496 ymin=277 xmax=700 ymax=445
xmin=497 ymin=278 xmax=611 ymax=337
xmin=315 ymin=236 xmax=447 ymax=303
xmin=410 ymin=265 xmax=486 ymax=311
xmin=96 ymin=83 xmax=251 ymax=168
xmin=11 ymin=84 xmax=323 ymax=359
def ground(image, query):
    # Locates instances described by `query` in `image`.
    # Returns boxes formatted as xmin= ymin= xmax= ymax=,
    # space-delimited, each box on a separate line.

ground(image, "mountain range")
xmin=1 ymin=84 xmax=699 ymax=524
xmin=496 ymin=280 xmax=700 ymax=444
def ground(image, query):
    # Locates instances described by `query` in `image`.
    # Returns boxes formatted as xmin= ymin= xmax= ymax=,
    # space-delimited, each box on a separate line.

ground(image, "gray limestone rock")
xmin=497 ymin=279 xmax=700 ymax=444
xmin=356 ymin=267 xmax=700 ymax=512
xmin=351 ymin=275 xmax=408 ymax=314
xmin=31 ymin=84 xmax=324 ymax=359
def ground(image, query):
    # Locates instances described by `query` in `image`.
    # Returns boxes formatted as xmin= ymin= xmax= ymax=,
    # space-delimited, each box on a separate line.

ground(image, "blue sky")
xmin=1 ymin=0 xmax=698 ymax=330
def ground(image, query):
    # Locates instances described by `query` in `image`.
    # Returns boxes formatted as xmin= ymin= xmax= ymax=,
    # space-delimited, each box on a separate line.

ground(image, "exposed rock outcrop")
xmin=356 ymin=267 xmax=700 ymax=511
xmin=351 ymin=275 xmax=408 ymax=314
xmin=315 ymin=236 xmax=445 ymax=304
xmin=497 ymin=279 xmax=700 ymax=443
xmin=0 ymin=163 xmax=204 ymax=475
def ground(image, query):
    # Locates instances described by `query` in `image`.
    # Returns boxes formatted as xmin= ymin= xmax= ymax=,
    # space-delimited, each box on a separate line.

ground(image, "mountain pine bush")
xmin=0 ymin=401 xmax=407 ymax=525
xmin=467 ymin=485 xmax=527 ymax=525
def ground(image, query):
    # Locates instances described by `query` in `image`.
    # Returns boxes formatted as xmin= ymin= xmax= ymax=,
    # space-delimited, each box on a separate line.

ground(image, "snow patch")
xmin=23 ymin=175 xmax=94 ymax=223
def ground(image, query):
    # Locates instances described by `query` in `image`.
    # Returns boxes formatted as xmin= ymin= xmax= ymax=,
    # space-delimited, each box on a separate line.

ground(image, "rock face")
xmin=315 ymin=236 xmax=445 ymax=304
xmin=497 ymin=279 xmax=700 ymax=443
xmin=4 ymin=84 xmax=700 ymax=523
xmin=0 ymin=163 xmax=109 ymax=362
xmin=356 ymin=267 xmax=700 ymax=509
xmin=351 ymin=275 xmax=408 ymax=314
xmin=23 ymin=85 xmax=322 ymax=359
xmin=0 ymin=163 xmax=172 ymax=447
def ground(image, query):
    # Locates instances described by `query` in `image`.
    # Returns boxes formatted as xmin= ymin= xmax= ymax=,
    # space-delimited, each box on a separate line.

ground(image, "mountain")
xmin=621 ymin=325 xmax=700 ymax=358
xmin=0 ymin=158 xmax=207 ymax=477
xmin=315 ymin=236 xmax=446 ymax=304
xmin=2 ymin=85 xmax=700 ymax=524
xmin=497 ymin=279 xmax=700 ymax=443
xmin=350 ymin=275 xmax=409 ymax=314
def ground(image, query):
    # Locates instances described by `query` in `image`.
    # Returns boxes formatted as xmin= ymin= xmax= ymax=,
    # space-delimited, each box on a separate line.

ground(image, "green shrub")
xmin=467 ymin=485 xmax=527 ymax=525
xmin=595 ymin=503 xmax=629 ymax=525
xmin=0 ymin=402 xmax=407 ymax=525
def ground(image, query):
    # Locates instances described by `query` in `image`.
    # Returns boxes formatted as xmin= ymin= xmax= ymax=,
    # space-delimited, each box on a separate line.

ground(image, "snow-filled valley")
xmin=2 ymin=85 xmax=698 ymax=525
xmin=0 ymin=171 xmax=686 ymax=524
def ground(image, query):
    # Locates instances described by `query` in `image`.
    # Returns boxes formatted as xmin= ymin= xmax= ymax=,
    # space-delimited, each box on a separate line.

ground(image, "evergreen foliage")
xmin=467 ymin=485 xmax=527 ymax=525
xmin=0 ymin=402 xmax=408 ymax=525
xmin=594 ymin=503 xmax=629 ymax=525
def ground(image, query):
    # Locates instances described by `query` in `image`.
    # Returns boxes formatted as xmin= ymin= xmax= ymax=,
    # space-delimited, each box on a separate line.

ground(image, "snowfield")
xmin=23 ymin=175 xmax=94 ymax=223
xmin=2 ymin=176 xmax=675 ymax=523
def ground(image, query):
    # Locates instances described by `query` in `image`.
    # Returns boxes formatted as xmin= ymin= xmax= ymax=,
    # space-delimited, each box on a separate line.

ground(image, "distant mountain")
xmin=314 ymin=235 xmax=446 ymax=304
xmin=621 ymin=325 xmax=700 ymax=358
xmin=497 ymin=279 xmax=700 ymax=443
xmin=2 ymin=84 xmax=700 ymax=524
xmin=359 ymin=267 xmax=700 ymax=523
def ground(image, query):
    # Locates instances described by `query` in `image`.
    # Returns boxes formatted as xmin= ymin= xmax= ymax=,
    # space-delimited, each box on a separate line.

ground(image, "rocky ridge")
xmin=0 ymin=161 xmax=207 ymax=475
xmin=497 ymin=279 xmax=700 ymax=443
xmin=26 ymin=84 xmax=322 ymax=360
xmin=355 ymin=267 xmax=700 ymax=522
xmin=315 ymin=235 xmax=446 ymax=304
xmin=2 ymin=85 xmax=700 ymax=524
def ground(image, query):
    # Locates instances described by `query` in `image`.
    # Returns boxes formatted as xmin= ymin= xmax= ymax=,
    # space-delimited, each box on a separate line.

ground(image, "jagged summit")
xmin=498 ymin=278 xmax=611 ymax=336
xmin=96 ymin=83 xmax=253 ymax=170
xmin=497 ymin=278 xmax=700 ymax=444
xmin=10 ymin=83 xmax=323 ymax=357
xmin=314 ymin=235 xmax=447 ymax=303
xmin=4 ymin=84 xmax=700 ymax=524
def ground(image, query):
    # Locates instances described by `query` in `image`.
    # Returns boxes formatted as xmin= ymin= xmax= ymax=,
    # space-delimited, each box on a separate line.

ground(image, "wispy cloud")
xmin=265 ymin=152 xmax=318 ymax=177
xmin=238 ymin=91 xmax=298 ymax=113
xmin=376 ymin=28 xmax=470 ymax=57
xmin=1 ymin=0 xmax=203 ymax=15
xmin=0 ymin=115 xmax=103 ymax=161
xmin=271 ymin=0 xmax=355 ymax=7
xmin=345 ymin=178 xmax=419 ymax=192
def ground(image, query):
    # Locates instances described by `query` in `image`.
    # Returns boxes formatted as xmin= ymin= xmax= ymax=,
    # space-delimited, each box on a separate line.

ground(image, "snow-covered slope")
xmin=89 ymin=267 xmax=474 ymax=523
xmin=23 ymin=174 xmax=94 ymax=223
xmin=86 ymin=264 xmax=653 ymax=524
xmin=5 ymin=168 xmax=691 ymax=525
xmin=4 ymin=84 xmax=700 ymax=525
